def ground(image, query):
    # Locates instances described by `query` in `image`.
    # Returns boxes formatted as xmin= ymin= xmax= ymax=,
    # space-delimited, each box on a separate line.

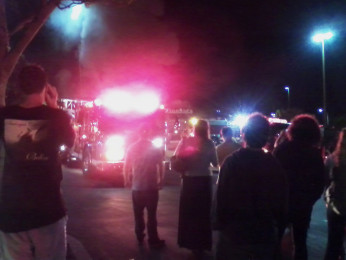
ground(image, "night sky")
xmin=7 ymin=0 xmax=346 ymax=122
xmin=162 ymin=0 xmax=346 ymax=118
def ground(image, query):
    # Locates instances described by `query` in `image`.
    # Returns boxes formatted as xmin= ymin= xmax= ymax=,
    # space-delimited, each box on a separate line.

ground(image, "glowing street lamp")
xmin=70 ymin=5 xmax=83 ymax=21
xmin=284 ymin=86 xmax=290 ymax=108
xmin=312 ymin=31 xmax=334 ymax=126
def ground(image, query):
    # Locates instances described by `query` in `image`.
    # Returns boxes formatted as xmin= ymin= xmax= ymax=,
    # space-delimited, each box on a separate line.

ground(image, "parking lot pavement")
xmin=63 ymin=165 xmax=328 ymax=260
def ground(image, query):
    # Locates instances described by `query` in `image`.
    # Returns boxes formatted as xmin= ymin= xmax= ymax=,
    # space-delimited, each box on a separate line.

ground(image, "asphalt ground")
xmin=64 ymin=167 xmax=331 ymax=260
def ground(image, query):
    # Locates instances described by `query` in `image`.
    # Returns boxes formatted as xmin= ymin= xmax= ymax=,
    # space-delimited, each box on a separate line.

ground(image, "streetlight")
xmin=312 ymin=31 xmax=333 ymax=126
xmin=284 ymin=85 xmax=290 ymax=108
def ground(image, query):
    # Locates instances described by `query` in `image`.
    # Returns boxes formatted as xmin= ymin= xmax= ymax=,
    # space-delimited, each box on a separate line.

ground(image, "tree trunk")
xmin=0 ymin=1 xmax=58 ymax=106
xmin=0 ymin=0 xmax=9 ymax=107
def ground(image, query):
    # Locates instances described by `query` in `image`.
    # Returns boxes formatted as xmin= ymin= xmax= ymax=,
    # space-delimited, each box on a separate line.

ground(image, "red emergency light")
xmin=96 ymin=89 xmax=160 ymax=115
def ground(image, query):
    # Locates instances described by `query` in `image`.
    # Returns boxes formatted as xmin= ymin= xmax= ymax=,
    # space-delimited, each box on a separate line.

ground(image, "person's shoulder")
xmin=45 ymin=106 xmax=68 ymax=115
xmin=128 ymin=140 xmax=139 ymax=150
xmin=128 ymin=139 xmax=147 ymax=151
xmin=45 ymin=107 xmax=72 ymax=121
xmin=273 ymin=140 xmax=292 ymax=154
xmin=184 ymin=136 xmax=195 ymax=143
xmin=263 ymin=151 xmax=280 ymax=164
xmin=223 ymin=147 xmax=243 ymax=162
xmin=216 ymin=141 xmax=224 ymax=150
xmin=229 ymin=140 xmax=241 ymax=149
xmin=206 ymin=138 xmax=216 ymax=146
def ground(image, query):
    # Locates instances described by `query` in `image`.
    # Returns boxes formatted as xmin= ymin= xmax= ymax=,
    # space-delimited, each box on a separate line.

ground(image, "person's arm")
xmin=59 ymin=111 xmax=75 ymax=149
xmin=123 ymin=151 xmax=132 ymax=188
xmin=324 ymin=153 xmax=336 ymax=187
xmin=271 ymin=160 xmax=289 ymax=238
xmin=47 ymin=84 xmax=75 ymax=148
xmin=212 ymin=156 xmax=234 ymax=230
xmin=158 ymin=160 xmax=164 ymax=190
xmin=45 ymin=84 xmax=58 ymax=109
xmin=210 ymin=141 xmax=219 ymax=168
xmin=316 ymin=151 xmax=328 ymax=198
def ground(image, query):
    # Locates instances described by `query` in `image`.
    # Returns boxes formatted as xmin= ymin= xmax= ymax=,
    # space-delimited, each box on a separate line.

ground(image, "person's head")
xmin=242 ymin=113 xmax=270 ymax=149
xmin=194 ymin=119 xmax=210 ymax=139
xmin=287 ymin=114 xmax=321 ymax=146
xmin=220 ymin=126 xmax=233 ymax=141
xmin=18 ymin=64 xmax=47 ymax=95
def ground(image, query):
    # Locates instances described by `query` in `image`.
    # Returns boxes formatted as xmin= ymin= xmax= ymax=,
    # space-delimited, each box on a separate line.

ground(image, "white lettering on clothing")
xmin=26 ymin=153 xmax=49 ymax=161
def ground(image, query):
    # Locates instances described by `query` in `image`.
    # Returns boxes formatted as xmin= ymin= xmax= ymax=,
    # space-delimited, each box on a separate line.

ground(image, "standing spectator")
xmin=273 ymin=114 xmax=325 ymax=260
xmin=213 ymin=112 xmax=287 ymax=259
xmin=216 ymin=126 xmax=241 ymax=167
xmin=0 ymin=64 xmax=75 ymax=259
xmin=124 ymin=123 xmax=165 ymax=248
xmin=174 ymin=119 xmax=218 ymax=256
xmin=324 ymin=128 xmax=346 ymax=260
xmin=274 ymin=129 xmax=289 ymax=149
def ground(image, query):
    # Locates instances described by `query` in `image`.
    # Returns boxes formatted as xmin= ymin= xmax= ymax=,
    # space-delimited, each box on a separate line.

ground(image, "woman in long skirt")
xmin=174 ymin=119 xmax=218 ymax=254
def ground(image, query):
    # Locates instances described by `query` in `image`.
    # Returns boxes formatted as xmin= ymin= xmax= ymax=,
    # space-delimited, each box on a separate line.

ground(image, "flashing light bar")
xmin=268 ymin=118 xmax=288 ymax=124
xmin=97 ymin=89 xmax=160 ymax=115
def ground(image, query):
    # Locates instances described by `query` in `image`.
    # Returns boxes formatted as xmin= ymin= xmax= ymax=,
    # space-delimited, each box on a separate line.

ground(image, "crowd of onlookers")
xmin=170 ymin=113 xmax=345 ymax=260
xmin=2 ymin=64 xmax=343 ymax=260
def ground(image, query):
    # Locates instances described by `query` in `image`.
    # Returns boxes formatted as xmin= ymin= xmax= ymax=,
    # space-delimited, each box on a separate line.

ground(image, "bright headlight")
xmin=105 ymin=135 xmax=125 ymax=162
xmin=152 ymin=137 xmax=163 ymax=148
xmin=60 ymin=145 xmax=66 ymax=152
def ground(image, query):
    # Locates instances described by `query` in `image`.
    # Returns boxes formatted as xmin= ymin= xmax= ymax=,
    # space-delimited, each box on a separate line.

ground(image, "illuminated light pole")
xmin=284 ymin=86 xmax=290 ymax=108
xmin=317 ymin=108 xmax=324 ymax=123
xmin=312 ymin=31 xmax=333 ymax=126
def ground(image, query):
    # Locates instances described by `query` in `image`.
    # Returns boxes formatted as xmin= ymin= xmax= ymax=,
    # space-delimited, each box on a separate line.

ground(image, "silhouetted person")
xmin=274 ymin=129 xmax=289 ymax=149
xmin=273 ymin=114 xmax=325 ymax=260
xmin=324 ymin=128 xmax=346 ymax=260
xmin=124 ymin=123 xmax=165 ymax=248
xmin=213 ymin=112 xmax=287 ymax=259
xmin=216 ymin=126 xmax=241 ymax=167
xmin=174 ymin=119 xmax=218 ymax=257
xmin=0 ymin=64 xmax=75 ymax=259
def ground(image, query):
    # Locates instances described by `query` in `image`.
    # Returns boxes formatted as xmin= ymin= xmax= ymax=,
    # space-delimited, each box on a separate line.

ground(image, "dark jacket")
xmin=273 ymin=140 xmax=325 ymax=211
xmin=213 ymin=148 xmax=288 ymax=245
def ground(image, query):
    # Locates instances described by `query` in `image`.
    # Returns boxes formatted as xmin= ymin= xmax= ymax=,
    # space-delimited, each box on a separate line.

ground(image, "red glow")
xmin=98 ymin=88 xmax=160 ymax=115
xmin=134 ymin=91 xmax=160 ymax=114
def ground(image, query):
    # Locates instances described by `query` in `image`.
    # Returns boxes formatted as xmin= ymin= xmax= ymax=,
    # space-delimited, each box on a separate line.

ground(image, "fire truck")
xmin=59 ymin=88 xmax=166 ymax=186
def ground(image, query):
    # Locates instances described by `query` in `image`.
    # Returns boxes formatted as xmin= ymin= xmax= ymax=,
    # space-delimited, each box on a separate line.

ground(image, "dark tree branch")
xmin=9 ymin=16 xmax=35 ymax=36
xmin=57 ymin=0 xmax=135 ymax=9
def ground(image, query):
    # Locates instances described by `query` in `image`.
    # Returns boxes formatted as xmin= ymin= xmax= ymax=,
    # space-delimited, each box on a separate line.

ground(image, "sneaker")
xmin=149 ymin=239 xmax=165 ymax=248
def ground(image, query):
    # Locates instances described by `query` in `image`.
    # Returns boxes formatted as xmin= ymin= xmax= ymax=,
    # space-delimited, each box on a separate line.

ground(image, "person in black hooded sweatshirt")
xmin=213 ymin=112 xmax=288 ymax=260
